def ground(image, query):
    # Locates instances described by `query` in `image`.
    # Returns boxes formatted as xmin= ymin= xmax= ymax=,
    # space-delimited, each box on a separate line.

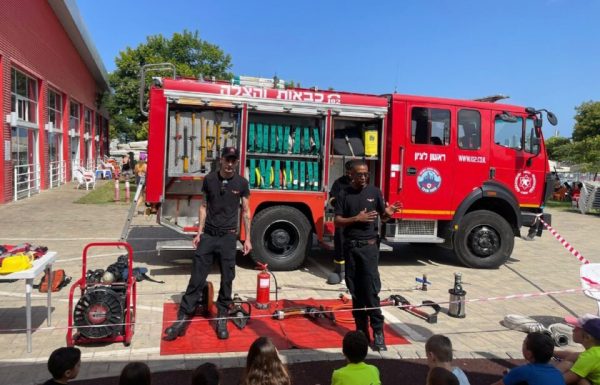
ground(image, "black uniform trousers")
xmin=344 ymin=241 xmax=384 ymax=333
xmin=179 ymin=231 xmax=237 ymax=316
xmin=333 ymin=227 xmax=344 ymax=266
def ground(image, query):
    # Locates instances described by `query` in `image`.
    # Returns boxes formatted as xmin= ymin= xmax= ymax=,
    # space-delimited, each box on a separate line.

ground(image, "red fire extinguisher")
xmin=255 ymin=262 xmax=271 ymax=309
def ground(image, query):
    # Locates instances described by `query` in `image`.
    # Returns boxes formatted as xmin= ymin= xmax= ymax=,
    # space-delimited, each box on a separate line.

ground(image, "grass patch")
xmin=545 ymin=200 xmax=572 ymax=208
xmin=75 ymin=180 xmax=138 ymax=204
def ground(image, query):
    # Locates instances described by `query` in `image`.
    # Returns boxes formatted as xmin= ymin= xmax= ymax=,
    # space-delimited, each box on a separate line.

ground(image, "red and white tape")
xmin=539 ymin=216 xmax=590 ymax=264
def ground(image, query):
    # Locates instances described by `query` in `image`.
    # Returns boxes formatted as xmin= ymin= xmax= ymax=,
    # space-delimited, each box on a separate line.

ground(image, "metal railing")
xmin=14 ymin=163 xmax=40 ymax=201
xmin=49 ymin=160 xmax=66 ymax=188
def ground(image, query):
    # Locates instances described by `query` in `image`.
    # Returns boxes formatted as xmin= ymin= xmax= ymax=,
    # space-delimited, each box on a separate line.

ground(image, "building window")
xmin=411 ymin=107 xmax=450 ymax=145
xmin=47 ymin=89 xmax=62 ymax=130
xmin=458 ymin=110 xmax=481 ymax=150
xmin=11 ymin=68 xmax=38 ymax=123
xmin=494 ymin=115 xmax=523 ymax=151
xmin=84 ymin=108 xmax=92 ymax=135
xmin=70 ymin=101 xmax=81 ymax=164
xmin=70 ymin=101 xmax=80 ymax=133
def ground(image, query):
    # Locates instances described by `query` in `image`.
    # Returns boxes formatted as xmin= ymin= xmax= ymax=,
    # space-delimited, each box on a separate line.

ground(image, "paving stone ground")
xmin=0 ymin=181 xmax=598 ymax=385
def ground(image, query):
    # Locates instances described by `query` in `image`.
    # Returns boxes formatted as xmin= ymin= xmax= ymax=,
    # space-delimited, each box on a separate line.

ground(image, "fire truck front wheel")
xmin=250 ymin=206 xmax=312 ymax=271
xmin=454 ymin=210 xmax=514 ymax=269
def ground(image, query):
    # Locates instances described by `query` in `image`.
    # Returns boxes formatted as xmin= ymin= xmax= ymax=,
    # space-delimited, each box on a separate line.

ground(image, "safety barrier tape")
xmin=538 ymin=216 xmax=590 ymax=264
xmin=0 ymin=284 xmax=595 ymax=334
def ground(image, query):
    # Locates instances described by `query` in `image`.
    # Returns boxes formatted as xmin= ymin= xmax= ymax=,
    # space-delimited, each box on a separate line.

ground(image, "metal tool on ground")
xmin=190 ymin=112 xmax=196 ymax=168
xmin=66 ymin=242 xmax=136 ymax=347
xmin=174 ymin=112 xmax=181 ymax=167
xmin=228 ymin=294 xmax=252 ymax=329
xmin=448 ymin=272 xmax=466 ymax=318
xmin=272 ymin=305 xmax=334 ymax=321
xmin=200 ymin=116 xmax=207 ymax=173
xmin=416 ymin=274 xmax=431 ymax=291
xmin=182 ymin=125 xmax=189 ymax=173
xmin=382 ymin=295 xmax=441 ymax=324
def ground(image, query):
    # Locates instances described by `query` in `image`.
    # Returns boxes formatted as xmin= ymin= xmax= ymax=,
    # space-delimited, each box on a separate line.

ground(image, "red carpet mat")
xmin=160 ymin=298 xmax=410 ymax=356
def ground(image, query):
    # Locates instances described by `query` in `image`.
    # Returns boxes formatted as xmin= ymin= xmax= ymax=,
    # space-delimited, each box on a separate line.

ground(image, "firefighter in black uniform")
xmin=326 ymin=160 xmax=354 ymax=284
xmin=164 ymin=147 xmax=252 ymax=341
xmin=334 ymin=160 xmax=398 ymax=351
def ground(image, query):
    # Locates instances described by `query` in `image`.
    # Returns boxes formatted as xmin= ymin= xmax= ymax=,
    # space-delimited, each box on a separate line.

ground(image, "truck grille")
xmin=396 ymin=220 xmax=436 ymax=236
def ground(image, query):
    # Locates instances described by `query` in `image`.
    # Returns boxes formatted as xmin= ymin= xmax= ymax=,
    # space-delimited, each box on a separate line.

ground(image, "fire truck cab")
xmin=143 ymin=66 xmax=556 ymax=270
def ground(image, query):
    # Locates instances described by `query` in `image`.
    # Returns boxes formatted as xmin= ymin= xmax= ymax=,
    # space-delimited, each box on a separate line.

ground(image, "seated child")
xmin=492 ymin=332 xmax=565 ymax=385
xmin=43 ymin=347 xmax=81 ymax=385
xmin=332 ymin=330 xmax=381 ymax=385
xmin=555 ymin=314 xmax=600 ymax=385
xmin=425 ymin=334 xmax=470 ymax=385
xmin=428 ymin=367 xmax=459 ymax=385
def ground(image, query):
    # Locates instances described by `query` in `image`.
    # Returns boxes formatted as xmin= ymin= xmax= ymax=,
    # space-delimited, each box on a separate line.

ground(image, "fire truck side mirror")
xmin=547 ymin=111 xmax=558 ymax=126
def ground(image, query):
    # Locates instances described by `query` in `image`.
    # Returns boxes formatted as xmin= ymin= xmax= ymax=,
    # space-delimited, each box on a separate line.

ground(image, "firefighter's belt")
xmin=204 ymin=227 xmax=236 ymax=237
xmin=228 ymin=300 xmax=252 ymax=329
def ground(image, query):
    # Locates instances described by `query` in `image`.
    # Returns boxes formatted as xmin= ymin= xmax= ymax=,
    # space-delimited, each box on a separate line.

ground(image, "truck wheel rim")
xmin=264 ymin=220 xmax=299 ymax=258
xmin=467 ymin=225 xmax=500 ymax=257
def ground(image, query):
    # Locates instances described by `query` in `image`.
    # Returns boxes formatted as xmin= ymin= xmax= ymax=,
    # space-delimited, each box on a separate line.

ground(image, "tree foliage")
xmin=108 ymin=30 xmax=233 ymax=140
xmin=573 ymin=101 xmax=600 ymax=141
xmin=544 ymin=136 xmax=571 ymax=160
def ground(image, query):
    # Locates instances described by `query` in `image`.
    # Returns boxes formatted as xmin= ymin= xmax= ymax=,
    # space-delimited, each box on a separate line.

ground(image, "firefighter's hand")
xmin=193 ymin=233 xmax=202 ymax=248
xmin=356 ymin=209 xmax=378 ymax=222
xmin=243 ymin=240 xmax=252 ymax=256
xmin=385 ymin=202 xmax=400 ymax=216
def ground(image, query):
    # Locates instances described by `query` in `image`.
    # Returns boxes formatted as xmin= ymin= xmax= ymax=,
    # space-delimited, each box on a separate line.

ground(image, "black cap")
xmin=221 ymin=147 xmax=239 ymax=159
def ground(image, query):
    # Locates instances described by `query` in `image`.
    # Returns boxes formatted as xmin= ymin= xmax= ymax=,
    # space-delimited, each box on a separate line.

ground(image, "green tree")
xmin=108 ymin=30 xmax=233 ymax=140
xmin=565 ymin=136 xmax=600 ymax=175
xmin=573 ymin=101 xmax=600 ymax=141
xmin=544 ymin=136 xmax=571 ymax=160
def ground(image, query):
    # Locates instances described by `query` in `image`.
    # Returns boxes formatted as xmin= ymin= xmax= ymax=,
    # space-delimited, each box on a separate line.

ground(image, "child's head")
xmin=47 ymin=347 xmax=81 ymax=381
xmin=342 ymin=330 xmax=369 ymax=364
xmin=566 ymin=314 xmax=600 ymax=346
xmin=522 ymin=332 xmax=555 ymax=364
xmin=425 ymin=335 xmax=453 ymax=367
xmin=427 ymin=367 xmax=459 ymax=385
xmin=119 ymin=362 xmax=151 ymax=385
xmin=243 ymin=337 xmax=290 ymax=385
xmin=192 ymin=362 xmax=220 ymax=385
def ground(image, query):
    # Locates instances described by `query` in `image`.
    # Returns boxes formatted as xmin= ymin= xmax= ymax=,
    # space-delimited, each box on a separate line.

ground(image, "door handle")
xmin=407 ymin=167 xmax=417 ymax=175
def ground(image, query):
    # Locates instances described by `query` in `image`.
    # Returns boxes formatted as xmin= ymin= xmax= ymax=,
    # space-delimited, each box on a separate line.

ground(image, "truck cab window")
xmin=458 ymin=109 xmax=481 ymax=150
xmin=524 ymin=118 xmax=539 ymax=154
xmin=411 ymin=107 xmax=450 ymax=145
xmin=494 ymin=115 xmax=523 ymax=151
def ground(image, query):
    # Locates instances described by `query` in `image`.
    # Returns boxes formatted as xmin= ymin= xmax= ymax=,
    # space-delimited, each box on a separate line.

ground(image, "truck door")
xmin=490 ymin=112 xmax=545 ymax=206
xmin=451 ymin=108 xmax=490 ymax=206
xmin=390 ymin=102 xmax=456 ymax=220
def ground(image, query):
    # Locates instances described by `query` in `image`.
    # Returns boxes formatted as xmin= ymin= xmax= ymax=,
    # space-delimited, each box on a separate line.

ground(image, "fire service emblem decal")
xmin=514 ymin=171 xmax=536 ymax=195
xmin=417 ymin=168 xmax=442 ymax=194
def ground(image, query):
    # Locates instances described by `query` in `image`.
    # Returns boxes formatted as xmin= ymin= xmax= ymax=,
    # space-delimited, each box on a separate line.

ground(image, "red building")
xmin=0 ymin=0 xmax=110 ymax=203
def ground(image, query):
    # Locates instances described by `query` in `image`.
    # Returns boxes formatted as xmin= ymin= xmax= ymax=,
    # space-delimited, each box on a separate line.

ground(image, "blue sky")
xmin=77 ymin=0 xmax=600 ymax=139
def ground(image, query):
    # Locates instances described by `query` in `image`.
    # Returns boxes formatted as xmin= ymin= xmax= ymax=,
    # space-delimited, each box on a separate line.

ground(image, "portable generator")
xmin=66 ymin=242 xmax=136 ymax=347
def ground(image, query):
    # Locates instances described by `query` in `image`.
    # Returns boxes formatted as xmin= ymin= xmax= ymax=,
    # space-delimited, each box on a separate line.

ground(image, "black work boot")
xmin=372 ymin=330 xmax=387 ymax=351
xmin=326 ymin=264 xmax=345 ymax=285
xmin=163 ymin=312 xmax=192 ymax=341
xmin=216 ymin=312 xmax=229 ymax=340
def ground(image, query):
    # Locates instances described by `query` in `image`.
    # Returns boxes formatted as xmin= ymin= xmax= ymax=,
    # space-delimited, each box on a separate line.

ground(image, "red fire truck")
xmin=142 ymin=64 xmax=557 ymax=270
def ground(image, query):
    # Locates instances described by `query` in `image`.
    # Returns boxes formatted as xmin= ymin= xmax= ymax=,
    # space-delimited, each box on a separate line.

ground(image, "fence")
xmin=13 ymin=163 xmax=40 ymax=201
xmin=49 ymin=160 xmax=66 ymax=189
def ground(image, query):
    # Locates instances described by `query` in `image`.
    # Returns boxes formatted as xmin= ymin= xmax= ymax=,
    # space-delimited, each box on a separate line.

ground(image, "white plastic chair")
xmin=73 ymin=167 xmax=96 ymax=190
xmin=580 ymin=263 xmax=600 ymax=315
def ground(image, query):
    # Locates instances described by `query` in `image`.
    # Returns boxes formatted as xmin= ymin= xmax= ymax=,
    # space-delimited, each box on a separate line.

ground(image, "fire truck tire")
xmin=251 ymin=205 xmax=311 ymax=271
xmin=454 ymin=210 xmax=514 ymax=269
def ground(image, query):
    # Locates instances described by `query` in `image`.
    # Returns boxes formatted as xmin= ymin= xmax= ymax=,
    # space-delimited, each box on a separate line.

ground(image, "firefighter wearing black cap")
xmin=326 ymin=160 xmax=354 ymax=284
xmin=334 ymin=160 xmax=398 ymax=351
xmin=164 ymin=146 xmax=252 ymax=341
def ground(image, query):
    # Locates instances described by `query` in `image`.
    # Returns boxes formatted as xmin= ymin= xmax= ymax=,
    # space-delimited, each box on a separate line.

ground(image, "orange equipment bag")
xmin=37 ymin=269 xmax=71 ymax=292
